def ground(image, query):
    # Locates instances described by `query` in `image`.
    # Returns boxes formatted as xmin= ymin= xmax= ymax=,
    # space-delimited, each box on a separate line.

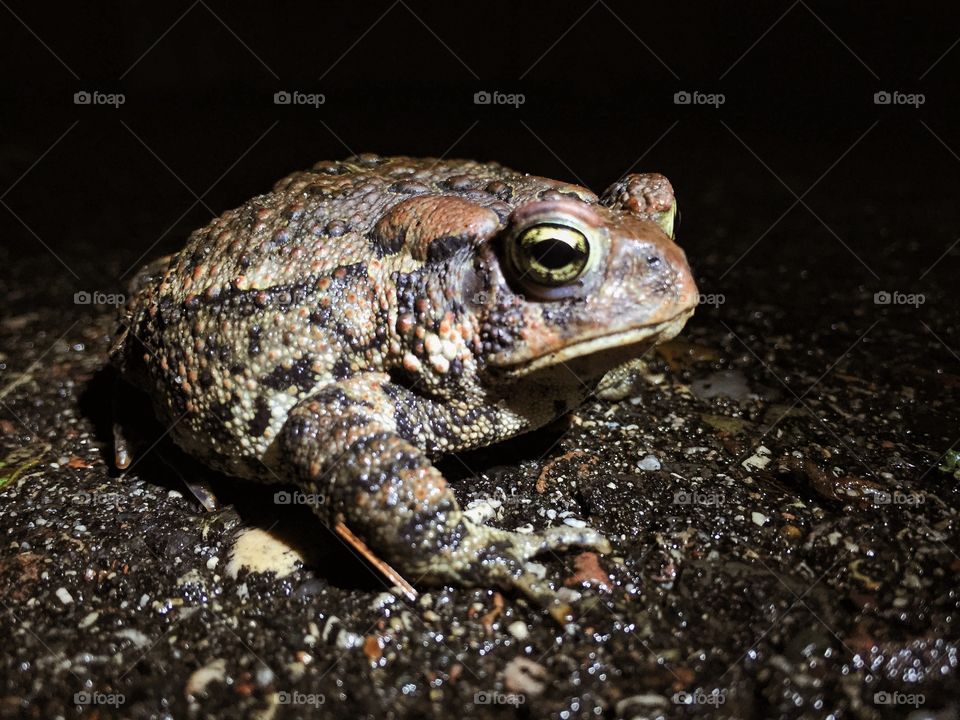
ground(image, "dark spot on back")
xmin=248 ymin=396 xmax=271 ymax=437
xmin=262 ymin=356 xmax=317 ymax=392
xmin=248 ymin=325 xmax=262 ymax=355
xmin=331 ymin=356 xmax=353 ymax=380
xmin=368 ymin=225 xmax=406 ymax=257
xmin=426 ymin=235 xmax=471 ymax=263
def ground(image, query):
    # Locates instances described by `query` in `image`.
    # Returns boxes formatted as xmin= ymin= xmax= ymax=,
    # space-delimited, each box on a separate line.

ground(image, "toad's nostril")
xmin=646 ymin=255 xmax=661 ymax=267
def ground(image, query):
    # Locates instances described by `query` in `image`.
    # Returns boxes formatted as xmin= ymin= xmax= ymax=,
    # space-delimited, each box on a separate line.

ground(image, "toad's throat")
xmin=491 ymin=307 xmax=695 ymax=379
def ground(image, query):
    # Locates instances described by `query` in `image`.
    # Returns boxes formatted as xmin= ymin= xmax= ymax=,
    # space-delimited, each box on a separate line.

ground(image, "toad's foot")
xmin=277 ymin=372 xmax=611 ymax=613
xmin=417 ymin=519 xmax=611 ymax=613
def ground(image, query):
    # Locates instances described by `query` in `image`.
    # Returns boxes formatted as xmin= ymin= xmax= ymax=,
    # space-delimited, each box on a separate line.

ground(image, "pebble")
xmin=780 ymin=524 xmax=802 ymax=540
xmin=507 ymin=621 xmax=529 ymax=640
xmin=116 ymin=628 xmax=150 ymax=648
xmin=751 ymin=512 xmax=769 ymax=526
xmin=563 ymin=517 xmax=587 ymax=528
xmin=55 ymin=587 xmax=73 ymax=604
xmin=742 ymin=446 xmax=772 ymax=471
xmin=336 ymin=631 xmax=363 ymax=650
xmin=638 ymin=455 xmax=661 ymax=471
xmin=504 ymin=656 xmax=546 ymax=697
xmin=370 ymin=592 xmax=398 ymax=612
xmin=225 ymin=527 xmax=303 ymax=579
xmin=186 ymin=658 xmax=227 ymax=699
xmin=255 ymin=666 xmax=274 ymax=686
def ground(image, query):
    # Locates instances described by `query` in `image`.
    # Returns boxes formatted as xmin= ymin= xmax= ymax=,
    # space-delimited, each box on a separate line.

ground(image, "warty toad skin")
xmin=112 ymin=154 xmax=698 ymax=609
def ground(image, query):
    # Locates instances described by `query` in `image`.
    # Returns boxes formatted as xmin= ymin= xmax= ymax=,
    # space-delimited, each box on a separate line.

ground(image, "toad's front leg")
xmin=278 ymin=372 xmax=610 ymax=610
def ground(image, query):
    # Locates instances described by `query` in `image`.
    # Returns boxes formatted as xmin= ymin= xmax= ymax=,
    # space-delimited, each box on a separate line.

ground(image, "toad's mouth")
xmin=491 ymin=307 xmax=696 ymax=379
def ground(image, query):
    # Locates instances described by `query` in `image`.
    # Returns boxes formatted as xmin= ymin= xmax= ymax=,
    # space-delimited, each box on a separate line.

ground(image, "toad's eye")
xmin=509 ymin=224 xmax=590 ymax=286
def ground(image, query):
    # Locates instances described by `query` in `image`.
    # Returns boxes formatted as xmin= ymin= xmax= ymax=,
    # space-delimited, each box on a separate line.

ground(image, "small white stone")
xmin=116 ymin=628 xmax=150 ymax=648
xmin=139 ymin=593 xmax=150 ymax=608
xmin=507 ymin=621 xmax=529 ymax=640
xmin=186 ymin=658 xmax=227 ymax=699
xmin=463 ymin=498 xmax=500 ymax=524
xmin=370 ymin=592 xmax=398 ymax=611
xmin=225 ymin=527 xmax=303 ymax=579
xmin=255 ymin=666 xmax=275 ymax=686
xmin=336 ymin=631 xmax=363 ymax=650
xmin=55 ymin=587 xmax=73 ymax=604
xmin=563 ymin=517 xmax=587 ymax=528
xmin=742 ymin=446 xmax=771 ymax=471
xmin=523 ymin=562 xmax=547 ymax=579
xmin=751 ymin=512 xmax=768 ymax=526
xmin=79 ymin=611 xmax=99 ymax=629
xmin=321 ymin=616 xmax=340 ymax=643
xmin=206 ymin=556 xmax=219 ymax=570
xmin=638 ymin=455 xmax=661 ymax=471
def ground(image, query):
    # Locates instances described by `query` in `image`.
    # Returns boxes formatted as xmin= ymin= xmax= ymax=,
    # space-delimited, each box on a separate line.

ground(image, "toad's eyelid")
xmin=519 ymin=225 xmax=586 ymax=248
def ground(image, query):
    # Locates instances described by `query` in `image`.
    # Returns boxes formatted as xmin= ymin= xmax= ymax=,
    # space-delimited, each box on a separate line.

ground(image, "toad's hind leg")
xmin=278 ymin=372 xmax=610 ymax=610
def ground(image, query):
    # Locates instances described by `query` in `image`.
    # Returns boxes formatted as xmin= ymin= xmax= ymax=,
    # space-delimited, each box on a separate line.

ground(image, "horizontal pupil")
xmin=531 ymin=239 xmax=584 ymax=270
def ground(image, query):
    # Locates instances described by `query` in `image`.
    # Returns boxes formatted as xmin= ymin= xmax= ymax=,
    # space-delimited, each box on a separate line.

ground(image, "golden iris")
xmin=510 ymin=224 xmax=590 ymax=286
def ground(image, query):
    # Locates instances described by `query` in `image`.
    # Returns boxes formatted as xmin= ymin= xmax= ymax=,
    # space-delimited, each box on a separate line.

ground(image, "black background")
xmin=2 ymin=0 xmax=958 ymax=309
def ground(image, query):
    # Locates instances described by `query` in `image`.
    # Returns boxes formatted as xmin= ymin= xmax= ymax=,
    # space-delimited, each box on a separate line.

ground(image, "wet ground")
xmin=1 ymin=133 xmax=958 ymax=719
